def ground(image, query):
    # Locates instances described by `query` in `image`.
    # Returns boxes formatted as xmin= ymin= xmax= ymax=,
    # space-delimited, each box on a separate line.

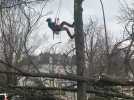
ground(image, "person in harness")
xmin=46 ymin=18 xmax=75 ymax=39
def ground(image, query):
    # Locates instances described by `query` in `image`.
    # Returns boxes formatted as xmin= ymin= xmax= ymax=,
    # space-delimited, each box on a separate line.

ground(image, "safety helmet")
xmin=46 ymin=18 xmax=52 ymax=22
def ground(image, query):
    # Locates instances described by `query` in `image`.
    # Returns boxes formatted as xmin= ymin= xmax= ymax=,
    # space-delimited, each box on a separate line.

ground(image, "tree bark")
xmin=74 ymin=0 xmax=87 ymax=100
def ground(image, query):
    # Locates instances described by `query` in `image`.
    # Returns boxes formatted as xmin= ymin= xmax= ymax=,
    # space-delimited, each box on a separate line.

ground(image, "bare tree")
xmin=84 ymin=19 xmax=105 ymax=76
xmin=118 ymin=1 xmax=134 ymax=79
xmin=74 ymin=0 xmax=87 ymax=100
xmin=0 ymin=0 xmax=48 ymax=86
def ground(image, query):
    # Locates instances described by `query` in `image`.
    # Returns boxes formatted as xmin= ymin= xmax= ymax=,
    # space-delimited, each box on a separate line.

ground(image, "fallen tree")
xmin=0 ymin=70 xmax=134 ymax=86
xmin=4 ymin=85 xmax=134 ymax=100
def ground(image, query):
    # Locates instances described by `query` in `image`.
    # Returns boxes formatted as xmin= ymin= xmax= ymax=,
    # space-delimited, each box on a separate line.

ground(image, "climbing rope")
xmin=55 ymin=0 xmax=62 ymax=24
xmin=52 ymin=0 xmax=62 ymax=40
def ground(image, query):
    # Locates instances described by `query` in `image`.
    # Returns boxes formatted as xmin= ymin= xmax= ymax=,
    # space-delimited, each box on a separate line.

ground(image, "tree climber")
xmin=46 ymin=18 xmax=75 ymax=39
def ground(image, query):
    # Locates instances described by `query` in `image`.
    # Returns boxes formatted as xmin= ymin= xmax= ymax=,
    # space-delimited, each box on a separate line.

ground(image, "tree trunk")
xmin=74 ymin=0 xmax=87 ymax=100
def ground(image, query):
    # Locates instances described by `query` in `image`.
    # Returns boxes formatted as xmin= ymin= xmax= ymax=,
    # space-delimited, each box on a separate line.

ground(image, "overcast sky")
xmin=34 ymin=0 xmax=132 ymax=54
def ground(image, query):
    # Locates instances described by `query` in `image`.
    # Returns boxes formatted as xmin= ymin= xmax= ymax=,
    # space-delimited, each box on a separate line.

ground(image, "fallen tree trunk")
xmin=6 ymin=85 xmax=134 ymax=99
xmin=0 ymin=70 xmax=134 ymax=86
